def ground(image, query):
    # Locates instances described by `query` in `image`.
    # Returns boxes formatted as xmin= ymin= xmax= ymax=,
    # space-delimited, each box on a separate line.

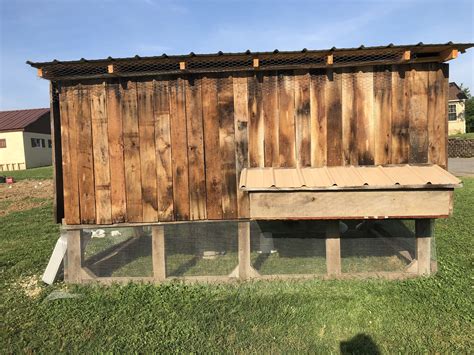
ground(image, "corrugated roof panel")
xmin=0 ymin=108 xmax=50 ymax=132
xmin=240 ymin=165 xmax=461 ymax=191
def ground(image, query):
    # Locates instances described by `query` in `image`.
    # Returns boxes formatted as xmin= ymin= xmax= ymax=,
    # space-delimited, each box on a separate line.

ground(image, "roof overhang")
xmin=27 ymin=42 xmax=473 ymax=81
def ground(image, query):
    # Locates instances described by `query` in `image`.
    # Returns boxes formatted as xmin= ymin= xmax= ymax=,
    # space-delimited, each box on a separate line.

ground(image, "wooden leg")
xmin=238 ymin=221 xmax=251 ymax=280
xmin=326 ymin=221 xmax=341 ymax=275
xmin=66 ymin=229 xmax=82 ymax=283
xmin=415 ymin=219 xmax=433 ymax=275
xmin=152 ymin=226 xmax=166 ymax=281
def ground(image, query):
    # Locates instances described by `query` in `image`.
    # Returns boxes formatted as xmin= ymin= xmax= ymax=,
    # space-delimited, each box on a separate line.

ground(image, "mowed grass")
xmin=2 ymin=165 xmax=53 ymax=181
xmin=1 ymin=174 xmax=473 ymax=352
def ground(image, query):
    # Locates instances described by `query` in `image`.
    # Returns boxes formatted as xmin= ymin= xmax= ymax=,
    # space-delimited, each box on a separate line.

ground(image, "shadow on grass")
xmin=340 ymin=333 xmax=380 ymax=354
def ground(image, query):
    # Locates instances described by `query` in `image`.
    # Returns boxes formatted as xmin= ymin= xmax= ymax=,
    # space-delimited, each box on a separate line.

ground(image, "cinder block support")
xmin=152 ymin=225 xmax=166 ymax=281
xmin=238 ymin=221 xmax=251 ymax=280
xmin=66 ymin=229 xmax=82 ymax=283
xmin=415 ymin=219 xmax=433 ymax=275
xmin=326 ymin=221 xmax=341 ymax=275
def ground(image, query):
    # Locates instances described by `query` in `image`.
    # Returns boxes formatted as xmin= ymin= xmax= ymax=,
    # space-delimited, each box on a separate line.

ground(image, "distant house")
xmin=448 ymin=82 xmax=468 ymax=135
xmin=0 ymin=108 xmax=52 ymax=171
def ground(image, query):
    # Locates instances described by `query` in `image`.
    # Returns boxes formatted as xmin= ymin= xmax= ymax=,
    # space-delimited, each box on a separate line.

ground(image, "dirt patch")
xmin=0 ymin=179 xmax=54 ymax=216
xmin=14 ymin=275 xmax=43 ymax=298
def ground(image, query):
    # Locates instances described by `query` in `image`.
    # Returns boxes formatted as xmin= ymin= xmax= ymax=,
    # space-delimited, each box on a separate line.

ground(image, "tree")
xmin=459 ymin=83 xmax=473 ymax=132
xmin=459 ymin=83 xmax=471 ymax=99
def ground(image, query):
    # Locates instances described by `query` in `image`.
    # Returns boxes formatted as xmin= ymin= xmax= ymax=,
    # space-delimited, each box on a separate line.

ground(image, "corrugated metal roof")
xmin=240 ymin=165 xmax=461 ymax=191
xmin=0 ymin=108 xmax=50 ymax=132
xmin=26 ymin=42 xmax=473 ymax=68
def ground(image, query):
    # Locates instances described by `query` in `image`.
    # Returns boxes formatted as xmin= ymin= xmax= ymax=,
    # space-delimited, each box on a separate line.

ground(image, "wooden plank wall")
xmin=58 ymin=63 xmax=448 ymax=225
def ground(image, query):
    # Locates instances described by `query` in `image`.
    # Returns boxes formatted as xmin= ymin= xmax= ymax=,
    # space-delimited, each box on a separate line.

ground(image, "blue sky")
xmin=1 ymin=0 xmax=473 ymax=110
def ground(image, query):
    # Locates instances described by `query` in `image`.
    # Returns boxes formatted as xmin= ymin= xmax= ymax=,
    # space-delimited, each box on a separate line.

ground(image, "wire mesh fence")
xmin=71 ymin=219 xmax=434 ymax=282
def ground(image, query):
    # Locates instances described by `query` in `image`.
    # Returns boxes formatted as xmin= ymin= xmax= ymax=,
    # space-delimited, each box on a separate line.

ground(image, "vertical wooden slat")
xmin=374 ymin=66 xmax=392 ymax=165
xmin=428 ymin=63 xmax=448 ymax=168
xmin=407 ymin=64 xmax=429 ymax=164
xmin=310 ymin=70 xmax=327 ymax=167
xmin=152 ymin=225 xmax=166 ymax=281
xmin=76 ymin=85 xmax=96 ymax=224
xmin=415 ymin=219 xmax=433 ymax=275
xmin=121 ymin=79 xmax=143 ymax=222
xmin=169 ymin=78 xmax=190 ymax=220
xmin=218 ymin=75 xmax=238 ymax=219
xmin=202 ymin=76 xmax=223 ymax=219
xmin=326 ymin=69 xmax=343 ymax=166
xmin=153 ymin=80 xmax=174 ymax=221
xmin=106 ymin=80 xmax=127 ymax=223
xmin=262 ymin=72 xmax=279 ymax=167
xmin=391 ymin=65 xmax=409 ymax=164
xmin=185 ymin=76 xmax=207 ymax=220
xmin=248 ymin=74 xmax=264 ymax=167
xmin=442 ymin=64 xmax=449 ymax=169
xmin=355 ymin=66 xmax=375 ymax=165
xmin=294 ymin=70 xmax=311 ymax=167
xmin=341 ymin=68 xmax=357 ymax=165
xmin=326 ymin=221 xmax=341 ymax=275
xmin=137 ymin=80 xmax=158 ymax=222
xmin=66 ymin=229 xmax=82 ymax=282
xmin=278 ymin=73 xmax=296 ymax=167
xmin=233 ymin=74 xmax=250 ymax=218
xmin=50 ymin=82 xmax=64 ymax=223
xmin=90 ymin=82 xmax=112 ymax=224
xmin=59 ymin=85 xmax=80 ymax=224
xmin=238 ymin=221 xmax=251 ymax=280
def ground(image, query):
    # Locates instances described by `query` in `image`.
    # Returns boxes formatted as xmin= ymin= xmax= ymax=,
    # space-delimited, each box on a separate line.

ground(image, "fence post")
xmin=326 ymin=221 xmax=341 ymax=276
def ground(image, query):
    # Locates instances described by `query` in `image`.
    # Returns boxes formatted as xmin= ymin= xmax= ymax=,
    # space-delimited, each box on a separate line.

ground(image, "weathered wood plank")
xmin=391 ymin=65 xmax=409 ymax=164
xmin=59 ymin=85 xmax=80 ymax=224
xmin=233 ymin=74 xmax=250 ymax=218
xmin=374 ymin=66 xmax=392 ymax=165
xmin=152 ymin=225 xmax=166 ymax=280
xmin=169 ymin=78 xmax=190 ymax=220
xmin=326 ymin=221 xmax=341 ymax=275
xmin=415 ymin=219 xmax=433 ymax=275
xmin=66 ymin=230 xmax=82 ymax=282
xmin=153 ymin=80 xmax=174 ymax=221
xmin=326 ymin=69 xmax=343 ymax=166
xmin=428 ymin=63 xmax=448 ymax=168
xmin=76 ymin=85 xmax=96 ymax=224
xmin=407 ymin=64 xmax=429 ymax=164
xmin=294 ymin=70 xmax=311 ymax=167
xmin=248 ymin=74 xmax=264 ymax=167
xmin=121 ymin=79 xmax=143 ymax=222
xmin=202 ymin=76 xmax=223 ymax=219
xmin=355 ymin=66 xmax=375 ymax=165
xmin=185 ymin=76 xmax=207 ymax=220
xmin=106 ymin=80 xmax=127 ymax=223
xmin=310 ymin=70 xmax=327 ymax=167
xmin=137 ymin=80 xmax=158 ymax=222
xmin=262 ymin=72 xmax=279 ymax=167
xmin=238 ymin=221 xmax=251 ymax=279
xmin=341 ymin=68 xmax=357 ymax=165
xmin=250 ymin=190 xmax=452 ymax=219
xmin=218 ymin=75 xmax=238 ymax=219
xmin=90 ymin=82 xmax=112 ymax=224
xmin=278 ymin=73 xmax=296 ymax=167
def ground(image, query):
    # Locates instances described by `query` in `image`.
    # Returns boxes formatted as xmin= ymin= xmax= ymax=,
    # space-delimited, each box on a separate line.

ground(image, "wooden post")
xmin=326 ymin=221 xmax=341 ymax=275
xmin=415 ymin=219 xmax=433 ymax=275
xmin=238 ymin=221 xmax=251 ymax=280
xmin=66 ymin=229 xmax=82 ymax=283
xmin=152 ymin=226 xmax=166 ymax=281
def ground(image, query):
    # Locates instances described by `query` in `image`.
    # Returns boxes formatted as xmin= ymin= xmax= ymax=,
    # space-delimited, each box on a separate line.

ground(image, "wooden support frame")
xmin=252 ymin=58 xmax=259 ymax=68
xmin=402 ymin=50 xmax=411 ymax=61
xmin=152 ymin=226 xmax=166 ymax=281
xmin=37 ymin=68 xmax=43 ymax=77
xmin=326 ymin=54 xmax=334 ymax=65
xmin=66 ymin=230 xmax=82 ymax=282
xmin=439 ymin=48 xmax=458 ymax=61
xmin=107 ymin=64 xmax=114 ymax=74
xmin=415 ymin=219 xmax=433 ymax=275
xmin=179 ymin=61 xmax=186 ymax=70
xmin=325 ymin=221 xmax=341 ymax=275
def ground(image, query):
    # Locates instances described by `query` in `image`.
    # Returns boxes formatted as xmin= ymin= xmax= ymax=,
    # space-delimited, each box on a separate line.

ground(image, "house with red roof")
xmin=448 ymin=82 xmax=468 ymax=135
xmin=0 ymin=108 xmax=52 ymax=170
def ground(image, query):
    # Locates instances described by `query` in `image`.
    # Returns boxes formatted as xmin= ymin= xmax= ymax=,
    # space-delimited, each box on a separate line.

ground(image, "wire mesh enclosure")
xmin=65 ymin=219 xmax=436 ymax=283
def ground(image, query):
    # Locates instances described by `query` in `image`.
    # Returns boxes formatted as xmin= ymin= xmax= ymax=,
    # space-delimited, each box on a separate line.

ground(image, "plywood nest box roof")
xmin=28 ymin=42 xmax=473 ymax=81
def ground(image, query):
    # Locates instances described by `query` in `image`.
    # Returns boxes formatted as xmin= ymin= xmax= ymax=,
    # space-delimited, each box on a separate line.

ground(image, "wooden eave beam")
xmin=107 ymin=64 xmax=114 ymax=74
xmin=402 ymin=50 xmax=411 ymax=61
xmin=439 ymin=48 xmax=458 ymax=62
xmin=179 ymin=61 xmax=186 ymax=70
xmin=37 ymin=68 xmax=43 ymax=77
xmin=253 ymin=58 xmax=259 ymax=68
xmin=326 ymin=54 xmax=334 ymax=65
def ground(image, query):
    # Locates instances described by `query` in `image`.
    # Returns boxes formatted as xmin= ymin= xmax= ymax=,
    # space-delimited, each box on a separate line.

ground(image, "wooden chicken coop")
xmin=29 ymin=42 xmax=472 ymax=283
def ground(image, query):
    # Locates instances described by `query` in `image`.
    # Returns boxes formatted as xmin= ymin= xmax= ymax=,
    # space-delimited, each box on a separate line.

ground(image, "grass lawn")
xmin=449 ymin=132 xmax=474 ymax=139
xmin=2 ymin=165 xmax=53 ymax=181
xmin=1 ymin=172 xmax=473 ymax=352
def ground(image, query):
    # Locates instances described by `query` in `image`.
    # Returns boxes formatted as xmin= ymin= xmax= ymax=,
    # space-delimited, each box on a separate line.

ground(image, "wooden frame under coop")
xmin=29 ymin=42 xmax=472 ymax=284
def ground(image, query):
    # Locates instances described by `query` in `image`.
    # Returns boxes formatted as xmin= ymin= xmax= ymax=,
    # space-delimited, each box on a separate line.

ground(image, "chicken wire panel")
xmin=164 ymin=222 xmax=239 ymax=277
xmin=82 ymin=227 xmax=153 ymax=278
xmin=340 ymin=220 xmax=417 ymax=273
xmin=250 ymin=221 xmax=327 ymax=275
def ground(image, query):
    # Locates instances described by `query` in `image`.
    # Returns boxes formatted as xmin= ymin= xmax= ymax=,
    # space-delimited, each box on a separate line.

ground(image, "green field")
xmin=449 ymin=132 xmax=474 ymax=139
xmin=0 ymin=170 xmax=473 ymax=352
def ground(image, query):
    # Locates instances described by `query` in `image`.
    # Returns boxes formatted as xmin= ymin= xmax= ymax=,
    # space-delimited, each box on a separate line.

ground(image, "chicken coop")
xmin=28 ymin=42 xmax=472 ymax=283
